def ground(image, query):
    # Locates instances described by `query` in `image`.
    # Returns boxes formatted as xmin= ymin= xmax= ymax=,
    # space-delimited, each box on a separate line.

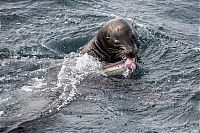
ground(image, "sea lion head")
xmin=96 ymin=18 xmax=138 ymax=63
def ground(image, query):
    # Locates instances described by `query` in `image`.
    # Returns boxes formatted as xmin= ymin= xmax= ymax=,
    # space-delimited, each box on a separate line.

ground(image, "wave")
xmin=163 ymin=4 xmax=200 ymax=24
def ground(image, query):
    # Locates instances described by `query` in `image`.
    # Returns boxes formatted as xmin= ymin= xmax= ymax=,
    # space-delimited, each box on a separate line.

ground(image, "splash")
xmin=56 ymin=52 xmax=102 ymax=110
xmin=21 ymin=78 xmax=47 ymax=92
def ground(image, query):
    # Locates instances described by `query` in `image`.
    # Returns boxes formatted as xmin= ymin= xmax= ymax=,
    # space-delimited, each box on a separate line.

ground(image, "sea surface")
xmin=0 ymin=0 xmax=200 ymax=133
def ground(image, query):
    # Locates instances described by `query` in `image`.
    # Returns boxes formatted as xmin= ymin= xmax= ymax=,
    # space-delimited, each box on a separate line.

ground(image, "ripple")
xmin=0 ymin=0 xmax=199 ymax=132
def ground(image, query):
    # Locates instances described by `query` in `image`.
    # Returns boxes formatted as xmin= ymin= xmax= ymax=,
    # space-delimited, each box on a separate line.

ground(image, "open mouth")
xmin=125 ymin=57 xmax=136 ymax=72
xmin=115 ymin=52 xmax=137 ymax=73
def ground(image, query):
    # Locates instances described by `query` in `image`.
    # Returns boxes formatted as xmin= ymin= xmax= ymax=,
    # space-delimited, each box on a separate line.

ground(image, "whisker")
xmin=107 ymin=48 xmax=119 ymax=51
xmin=107 ymin=50 xmax=118 ymax=53
xmin=114 ymin=51 xmax=125 ymax=60
xmin=117 ymin=45 xmax=126 ymax=50
xmin=114 ymin=53 xmax=121 ymax=59
xmin=120 ymin=53 xmax=126 ymax=60
xmin=107 ymin=48 xmax=122 ymax=54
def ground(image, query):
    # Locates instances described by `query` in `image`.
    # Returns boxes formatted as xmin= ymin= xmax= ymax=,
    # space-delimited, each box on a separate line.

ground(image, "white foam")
xmin=136 ymin=23 xmax=146 ymax=28
xmin=0 ymin=110 xmax=4 ymax=116
xmin=21 ymin=78 xmax=46 ymax=92
xmin=0 ymin=76 xmax=5 ymax=81
xmin=75 ymin=53 xmax=102 ymax=73
xmin=21 ymin=86 xmax=34 ymax=92
xmin=193 ymin=47 xmax=200 ymax=52
xmin=56 ymin=53 xmax=102 ymax=110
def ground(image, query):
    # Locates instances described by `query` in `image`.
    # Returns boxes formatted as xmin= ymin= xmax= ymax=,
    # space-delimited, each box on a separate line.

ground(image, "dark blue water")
xmin=0 ymin=0 xmax=199 ymax=132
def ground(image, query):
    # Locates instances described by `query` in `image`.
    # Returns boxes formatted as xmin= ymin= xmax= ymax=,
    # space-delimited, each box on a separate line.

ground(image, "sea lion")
xmin=80 ymin=18 xmax=139 ymax=63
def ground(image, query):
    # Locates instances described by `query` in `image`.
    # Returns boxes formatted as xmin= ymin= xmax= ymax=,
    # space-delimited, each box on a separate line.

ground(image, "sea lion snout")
xmin=123 ymin=46 xmax=138 ymax=59
xmin=119 ymin=39 xmax=138 ymax=59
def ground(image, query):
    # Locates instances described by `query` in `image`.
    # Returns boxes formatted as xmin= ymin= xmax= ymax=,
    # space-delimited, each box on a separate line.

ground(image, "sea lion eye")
xmin=114 ymin=40 xmax=120 ymax=44
xmin=106 ymin=36 xmax=110 ymax=40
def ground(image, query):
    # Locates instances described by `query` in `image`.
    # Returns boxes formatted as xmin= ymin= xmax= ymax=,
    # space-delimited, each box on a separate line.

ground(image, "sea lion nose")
xmin=127 ymin=48 xmax=134 ymax=53
xmin=124 ymin=46 xmax=138 ymax=58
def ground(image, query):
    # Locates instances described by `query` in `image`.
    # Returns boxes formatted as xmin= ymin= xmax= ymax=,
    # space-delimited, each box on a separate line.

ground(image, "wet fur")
xmin=80 ymin=18 xmax=139 ymax=63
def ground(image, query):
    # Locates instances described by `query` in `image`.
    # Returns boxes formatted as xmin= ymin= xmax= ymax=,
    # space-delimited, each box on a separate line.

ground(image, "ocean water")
xmin=0 ymin=0 xmax=199 ymax=132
